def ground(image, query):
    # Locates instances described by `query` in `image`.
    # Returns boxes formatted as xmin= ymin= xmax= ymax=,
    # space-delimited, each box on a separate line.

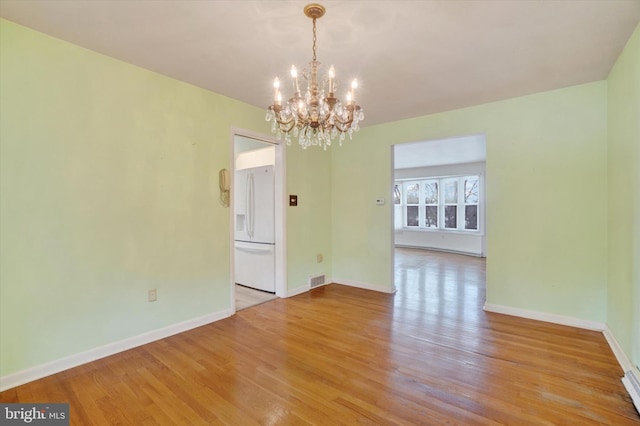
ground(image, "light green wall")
xmin=332 ymin=136 xmax=394 ymax=290
xmin=0 ymin=20 xmax=269 ymax=376
xmin=285 ymin=147 xmax=333 ymax=290
xmin=607 ymin=23 xmax=640 ymax=371
xmin=333 ymin=82 xmax=608 ymax=320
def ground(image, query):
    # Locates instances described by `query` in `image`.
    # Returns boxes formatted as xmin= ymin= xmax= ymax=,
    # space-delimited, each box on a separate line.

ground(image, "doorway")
xmin=392 ymin=134 xmax=487 ymax=301
xmin=231 ymin=130 xmax=285 ymax=312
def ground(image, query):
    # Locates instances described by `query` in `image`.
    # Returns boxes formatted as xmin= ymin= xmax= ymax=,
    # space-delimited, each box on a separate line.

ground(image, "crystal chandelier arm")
xmin=333 ymin=107 xmax=355 ymax=130
xmin=279 ymin=122 xmax=296 ymax=133
xmin=334 ymin=118 xmax=353 ymax=133
xmin=296 ymin=109 xmax=307 ymax=124
xmin=268 ymin=105 xmax=296 ymax=132
xmin=277 ymin=115 xmax=296 ymax=133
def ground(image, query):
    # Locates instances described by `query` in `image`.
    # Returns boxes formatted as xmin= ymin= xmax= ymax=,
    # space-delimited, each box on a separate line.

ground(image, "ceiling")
xmin=0 ymin=0 xmax=639 ymax=128
xmin=394 ymin=134 xmax=486 ymax=169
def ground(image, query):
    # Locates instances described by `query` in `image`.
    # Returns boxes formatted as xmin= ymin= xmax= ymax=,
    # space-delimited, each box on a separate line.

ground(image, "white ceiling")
xmin=1 ymin=0 xmax=639 ymax=128
xmin=394 ymin=134 xmax=486 ymax=169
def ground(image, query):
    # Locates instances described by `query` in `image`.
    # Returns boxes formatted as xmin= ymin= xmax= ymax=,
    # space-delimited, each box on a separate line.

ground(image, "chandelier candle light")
xmin=265 ymin=3 xmax=364 ymax=150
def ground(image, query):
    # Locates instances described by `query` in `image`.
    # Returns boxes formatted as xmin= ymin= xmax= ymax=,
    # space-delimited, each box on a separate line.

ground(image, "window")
xmin=405 ymin=183 xmax=419 ymax=226
xmin=464 ymin=176 xmax=479 ymax=230
xmin=397 ymin=175 xmax=481 ymax=232
xmin=394 ymin=184 xmax=401 ymax=205
xmin=424 ymin=181 xmax=438 ymax=228
xmin=443 ymin=179 xmax=458 ymax=229
xmin=394 ymin=184 xmax=402 ymax=230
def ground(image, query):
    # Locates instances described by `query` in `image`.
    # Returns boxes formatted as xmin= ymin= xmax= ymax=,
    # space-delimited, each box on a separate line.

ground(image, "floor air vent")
xmin=309 ymin=274 xmax=326 ymax=288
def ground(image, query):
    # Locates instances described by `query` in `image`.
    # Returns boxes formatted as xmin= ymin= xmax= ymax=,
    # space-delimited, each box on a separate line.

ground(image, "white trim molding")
xmin=334 ymin=279 xmax=397 ymax=294
xmin=483 ymin=303 xmax=605 ymax=331
xmin=603 ymin=326 xmax=640 ymax=412
xmin=286 ymin=285 xmax=310 ymax=298
xmin=622 ymin=369 xmax=640 ymax=413
xmin=0 ymin=309 xmax=233 ymax=392
xmin=283 ymin=279 xmax=397 ymax=299
xmin=603 ymin=325 xmax=636 ymax=372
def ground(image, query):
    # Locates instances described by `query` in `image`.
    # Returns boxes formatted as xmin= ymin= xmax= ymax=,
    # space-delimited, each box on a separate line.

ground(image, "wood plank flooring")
xmin=1 ymin=248 xmax=638 ymax=424
xmin=235 ymin=284 xmax=277 ymax=311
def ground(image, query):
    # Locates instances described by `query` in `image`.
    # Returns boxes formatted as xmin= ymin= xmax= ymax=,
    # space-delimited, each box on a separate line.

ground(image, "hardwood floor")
xmin=1 ymin=248 xmax=638 ymax=424
xmin=235 ymin=284 xmax=277 ymax=311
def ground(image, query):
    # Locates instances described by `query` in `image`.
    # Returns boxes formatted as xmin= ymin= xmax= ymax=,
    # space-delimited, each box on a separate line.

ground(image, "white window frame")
xmin=396 ymin=175 xmax=481 ymax=233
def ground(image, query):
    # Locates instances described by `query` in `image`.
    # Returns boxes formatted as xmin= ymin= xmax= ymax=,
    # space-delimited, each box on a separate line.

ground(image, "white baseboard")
xmin=483 ymin=303 xmax=605 ymax=331
xmin=603 ymin=325 xmax=635 ymax=372
xmin=286 ymin=285 xmax=310 ymax=297
xmin=284 ymin=277 xmax=399 ymax=298
xmin=603 ymin=326 xmax=640 ymax=413
xmin=333 ymin=278 xmax=397 ymax=294
xmin=0 ymin=309 xmax=233 ymax=392
xmin=622 ymin=369 xmax=640 ymax=413
xmin=395 ymin=244 xmax=484 ymax=258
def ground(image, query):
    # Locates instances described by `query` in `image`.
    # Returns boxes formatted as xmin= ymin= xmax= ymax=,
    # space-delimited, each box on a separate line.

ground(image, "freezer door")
xmin=234 ymin=241 xmax=275 ymax=293
xmin=234 ymin=166 xmax=274 ymax=243
xmin=249 ymin=166 xmax=275 ymax=244
xmin=234 ymin=169 xmax=249 ymax=241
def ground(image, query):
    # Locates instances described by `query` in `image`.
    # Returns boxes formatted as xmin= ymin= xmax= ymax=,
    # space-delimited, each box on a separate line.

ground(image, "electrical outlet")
xmin=148 ymin=289 xmax=157 ymax=302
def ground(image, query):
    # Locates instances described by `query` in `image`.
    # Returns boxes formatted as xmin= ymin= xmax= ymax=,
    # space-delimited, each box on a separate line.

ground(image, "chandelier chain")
xmin=312 ymin=18 xmax=317 ymax=62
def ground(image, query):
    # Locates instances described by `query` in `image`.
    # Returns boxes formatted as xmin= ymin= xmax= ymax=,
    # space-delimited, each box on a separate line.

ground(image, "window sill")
xmin=397 ymin=227 xmax=484 ymax=237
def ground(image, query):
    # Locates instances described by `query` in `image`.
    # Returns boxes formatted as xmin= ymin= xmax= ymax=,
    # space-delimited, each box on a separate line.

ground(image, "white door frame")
xmin=229 ymin=128 xmax=286 ymax=313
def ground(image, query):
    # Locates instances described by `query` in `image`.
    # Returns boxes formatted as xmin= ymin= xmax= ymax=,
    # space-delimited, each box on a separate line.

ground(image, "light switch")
xmin=375 ymin=198 xmax=385 ymax=205
xmin=289 ymin=195 xmax=298 ymax=206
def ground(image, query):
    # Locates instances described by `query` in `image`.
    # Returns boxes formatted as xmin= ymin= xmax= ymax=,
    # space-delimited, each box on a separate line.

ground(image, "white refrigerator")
xmin=234 ymin=165 xmax=275 ymax=292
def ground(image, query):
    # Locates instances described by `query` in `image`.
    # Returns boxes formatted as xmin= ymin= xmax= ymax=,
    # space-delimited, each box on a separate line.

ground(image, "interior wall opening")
xmin=392 ymin=134 xmax=487 ymax=307
xmin=231 ymin=132 xmax=284 ymax=312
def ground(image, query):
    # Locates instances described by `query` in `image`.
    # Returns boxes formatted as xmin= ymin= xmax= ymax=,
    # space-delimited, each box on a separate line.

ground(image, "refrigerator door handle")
xmin=245 ymin=173 xmax=253 ymax=239
xmin=249 ymin=172 xmax=255 ymax=239
xmin=235 ymin=243 xmax=273 ymax=254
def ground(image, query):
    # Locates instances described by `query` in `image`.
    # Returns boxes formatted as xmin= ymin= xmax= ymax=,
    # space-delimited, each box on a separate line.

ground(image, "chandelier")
xmin=265 ymin=3 xmax=364 ymax=150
